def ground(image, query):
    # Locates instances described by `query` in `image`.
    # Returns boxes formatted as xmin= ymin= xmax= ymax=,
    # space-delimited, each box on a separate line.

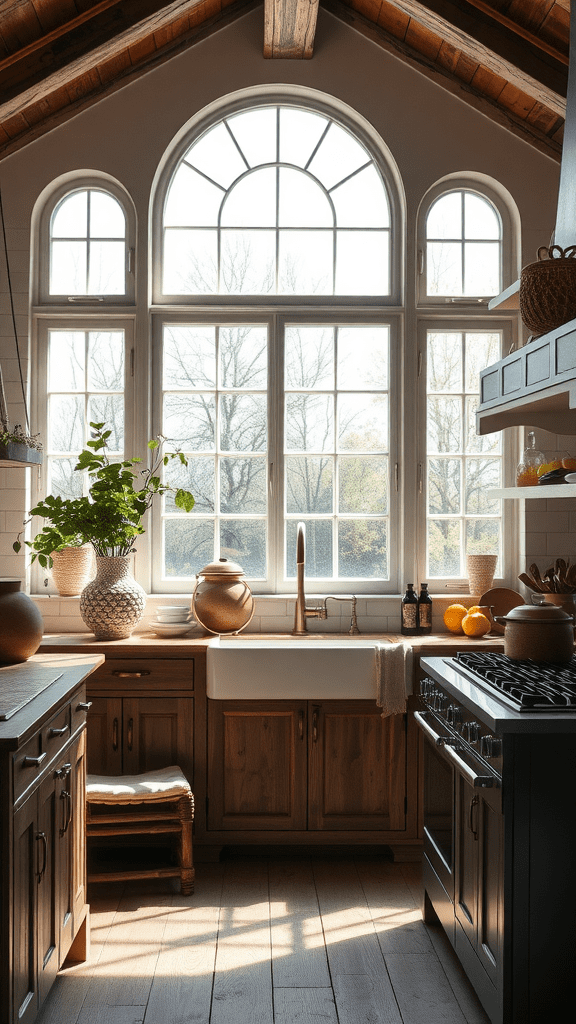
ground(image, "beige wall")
xmin=0 ymin=6 xmax=573 ymax=617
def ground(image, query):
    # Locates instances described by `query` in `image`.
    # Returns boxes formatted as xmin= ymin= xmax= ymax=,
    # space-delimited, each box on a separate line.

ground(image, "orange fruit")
xmin=462 ymin=612 xmax=491 ymax=637
xmin=562 ymin=456 xmax=576 ymax=470
xmin=468 ymin=605 xmax=482 ymax=615
xmin=443 ymin=604 xmax=468 ymax=634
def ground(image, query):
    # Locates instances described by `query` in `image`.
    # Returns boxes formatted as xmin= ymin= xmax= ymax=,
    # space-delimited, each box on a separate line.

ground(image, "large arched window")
xmin=160 ymin=105 xmax=391 ymax=298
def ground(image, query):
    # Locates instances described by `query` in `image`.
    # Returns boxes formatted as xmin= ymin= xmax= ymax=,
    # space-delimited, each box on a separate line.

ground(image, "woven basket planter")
xmin=519 ymin=245 xmax=576 ymax=336
xmin=50 ymin=544 xmax=95 ymax=596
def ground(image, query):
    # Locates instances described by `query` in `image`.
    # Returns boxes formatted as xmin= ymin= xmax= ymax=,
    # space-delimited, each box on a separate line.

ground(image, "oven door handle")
xmin=415 ymin=711 xmax=499 ymax=789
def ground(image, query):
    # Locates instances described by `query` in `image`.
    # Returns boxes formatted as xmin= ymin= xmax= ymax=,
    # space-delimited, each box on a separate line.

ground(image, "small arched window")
xmin=424 ymin=188 xmax=502 ymax=298
xmin=160 ymin=105 xmax=391 ymax=298
xmin=46 ymin=186 xmax=131 ymax=299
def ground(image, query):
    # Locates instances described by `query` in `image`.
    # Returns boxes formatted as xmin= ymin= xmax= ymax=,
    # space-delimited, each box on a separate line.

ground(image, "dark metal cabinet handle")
xmin=112 ymin=717 xmax=119 ymax=751
xmin=60 ymin=789 xmax=72 ymax=836
xmin=312 ymin=708 xmax=319 ymax=744
xmin=76 ymin=701 xmax=93 ymax=712
xmin=112 ymin=670 xmax=150 ymax=677
xmin=36 ymin=832 xmax=47 ymax=882
xmin=298 ymin=709 xmax=304 ymax=740
xmin=49 ymin=725 xmax=69 ymax=737
xmin=469 ymin=794 xmax=480 ymax=841
xmin=127 ymin=718 xmax=134 ymax=751
xmin=23 ymin=752 xmax=47 ymax=768
xmin=54 ymin=762 xmax=72 ymax=779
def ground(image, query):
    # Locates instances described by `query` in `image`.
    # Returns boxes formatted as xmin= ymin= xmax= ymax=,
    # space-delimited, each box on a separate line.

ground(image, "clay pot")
xmin=495 ymin=600 xmax=574 ymax=663
xmin=191 ymin=558 xmax=254 ymax=635
xmin=0 ymin=578 xmax=43 ymax=664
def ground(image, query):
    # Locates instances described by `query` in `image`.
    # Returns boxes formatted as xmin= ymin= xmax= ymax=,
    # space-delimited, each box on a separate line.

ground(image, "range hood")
xmin=477 ymin=11 xmax=576 ymax=436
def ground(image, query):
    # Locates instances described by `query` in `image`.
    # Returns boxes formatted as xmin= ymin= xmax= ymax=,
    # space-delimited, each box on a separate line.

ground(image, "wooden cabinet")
xmin=207 ymin=699 xmax=407 ymax=836
xmin=2 ymin=655 xmax=101 ymax=1024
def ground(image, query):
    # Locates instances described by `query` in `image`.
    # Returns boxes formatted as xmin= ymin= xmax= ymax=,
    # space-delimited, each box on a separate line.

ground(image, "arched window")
xmin=160 ymin=106 xmax=391 ymax=298
xmin=424 ymin=188 xmax=502 ymax=298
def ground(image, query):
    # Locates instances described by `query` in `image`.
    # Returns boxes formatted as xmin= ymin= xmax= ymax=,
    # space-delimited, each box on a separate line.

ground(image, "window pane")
xmin=221 ymin=520 xmax=266 ymax=577
xmin=165 ymin=165 xmax=224 ymax=227
xmin=163 ymin=326 xmax=216 ymax=389
xmin=428 ymin=519 xmax=461 ymax=577
xmin=286 ymin=519 xmax=332 ymax=577
xmin=465 ymin=333 xmax=500 ymax=391
xmin=465 ymin=193 xmax=499 ymax=239
xmin=164 ymin=456 xmax=215 ymax=514
xmin=227 ymin=108 xmax=277 ymax=166
xmin=88 ymin=241 xmax=125 ymax=293
xmin=466 ymin=397 xmax=500 ymax=454
xmin=222 ymin=169 xmax=277 ymax=227
xmin=49 ymin=457 xmax=84 ymax=500
xmin=337 ymin=327 xmax=388 ymax=390
xmin=285 ymin=327 xmax=334 ymax=390
xmin=339 ymin=520 xmax=388 ymax=578
xmin=464 ymin=242 xmax=500 ymax=295
xmin=164 ymin=519 xmax=214 ymax=577
xmin=87 ymin=395 xmax=124 ymax=450
xmin=221 ymin=230 xmax=275 ymax=293
xmin=286 ymin=394 xmax=334 ymax=452
xmin=336 ymin=231 xmax=388 ymax=295
xmin=278 ymin=168 xmax=333 ymax=227
xmin=52 ymin=192 xmax=87 ymax=237
xmin=220 ymin=457 xmax=266 ymax=512
xmin=286 ymin=456 xmax=333 ymax=513
xmin=163 ymin=393 xmax=216 ymax=449
xmin=49 ymin=395 xmax=85 ymax=452
xmin=185 ymin=123 xmax=247 ymax=188
xmin=50 ymin=240 xmax=87 ymax=293
xmin=163 ymin=229 xmax=218 ymax=293
xmin=90 ymin=191 xmax=125 ymax=237
xmin=428 ymin=458 xmax=461 ymax=514
xmin=220 ymin=326 xmax=267 ymax=390
xmin=427 ymin=193 xmax=461 ymax=239
xmin=278 ymin=230 xmax=332 ymax=294
xmin=465 ymin=459 xmax=501 ymax=513
xmin=338 ymin=394 xmax=388 ymax=451
xmin=219 ymin=395 xmax=267 ymax=451
xmin=427 ymin=396 xmax=462 ymax=452
xmin=49 ymin=332 xmax=85 ymax=390
xmin=339 ymin=456 xmax=388 ymax=514
xmin=279 ymin=107 xmax=328 ymax=167
xmin=307 ymin=122 xmax=367 ymax=190
xmin=427 ymin=332 xmax=462 ymax=392
xmin=331 ymin=165 xmax=389 ymax=227
xmin=427 ymin=241 xmax=462 ymax=295
xmin=88 ymin=331 xmax=124 ymax=390
xmin=466 ymin=519 xmax=499 ymax=559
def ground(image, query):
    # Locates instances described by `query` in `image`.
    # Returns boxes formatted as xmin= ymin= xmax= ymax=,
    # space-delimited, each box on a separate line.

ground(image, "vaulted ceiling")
xmin=0 ymin=0 xmax=570 ymax=162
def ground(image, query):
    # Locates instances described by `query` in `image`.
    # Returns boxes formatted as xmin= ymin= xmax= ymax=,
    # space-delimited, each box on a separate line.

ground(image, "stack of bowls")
xmin=150 ymin=604 xmax=196 ymax=637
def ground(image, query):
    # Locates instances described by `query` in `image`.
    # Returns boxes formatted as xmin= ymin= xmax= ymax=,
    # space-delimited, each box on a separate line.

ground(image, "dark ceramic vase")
xmin=0 ymin=578 xmax=43 ymax=664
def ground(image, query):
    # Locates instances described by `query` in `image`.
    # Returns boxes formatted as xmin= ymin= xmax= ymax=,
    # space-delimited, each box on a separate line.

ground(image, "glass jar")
xmin=516 ymin=431 xmax=545 ymax=486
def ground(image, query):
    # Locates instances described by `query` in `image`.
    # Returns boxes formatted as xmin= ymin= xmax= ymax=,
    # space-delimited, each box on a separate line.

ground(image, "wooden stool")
xmin=86 ymin=765 xmax=195 ymax=895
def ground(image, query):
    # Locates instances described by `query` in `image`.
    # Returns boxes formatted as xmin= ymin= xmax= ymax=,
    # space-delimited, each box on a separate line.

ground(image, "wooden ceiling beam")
xmin=377 ymin=0 xmax=568 ymax=115
xmin=263 ymin=0 xmax=320 ymax=58
xmin=462 ymin=0 xmax=568 ymax=66
xmin=0 ymin=1 xmax=125 ymax=75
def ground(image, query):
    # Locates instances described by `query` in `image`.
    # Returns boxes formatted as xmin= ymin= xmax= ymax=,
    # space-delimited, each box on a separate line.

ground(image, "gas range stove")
xmin=452 ymin=651 xmax=576 ymax=712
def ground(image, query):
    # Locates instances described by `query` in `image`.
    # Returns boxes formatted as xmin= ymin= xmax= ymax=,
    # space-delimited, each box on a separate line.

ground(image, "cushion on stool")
xmin=86 ymin=765 xmax=192 ymax=804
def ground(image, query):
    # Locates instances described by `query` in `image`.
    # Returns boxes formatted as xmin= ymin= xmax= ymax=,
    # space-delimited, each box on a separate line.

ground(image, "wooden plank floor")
xmin=38 ymin=851 xmax=491 ymax=1024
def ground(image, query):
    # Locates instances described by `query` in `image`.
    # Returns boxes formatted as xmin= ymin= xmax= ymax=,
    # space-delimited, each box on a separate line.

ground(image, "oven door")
xmin=416 ymin=710 xmax=455 ymax=902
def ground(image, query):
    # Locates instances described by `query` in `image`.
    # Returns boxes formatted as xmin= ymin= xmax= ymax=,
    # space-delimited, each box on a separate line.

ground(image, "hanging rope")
xmin=0 ymin=184 xmax=30 ymax=434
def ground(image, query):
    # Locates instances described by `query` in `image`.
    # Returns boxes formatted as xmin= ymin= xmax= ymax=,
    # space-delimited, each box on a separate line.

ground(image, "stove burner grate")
xmin=454 ymin=652 xmax=576 ymax=710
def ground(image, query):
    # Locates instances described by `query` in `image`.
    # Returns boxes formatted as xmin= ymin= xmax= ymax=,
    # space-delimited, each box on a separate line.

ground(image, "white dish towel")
xmin=374 ymin=640 xmax=413 ymax=717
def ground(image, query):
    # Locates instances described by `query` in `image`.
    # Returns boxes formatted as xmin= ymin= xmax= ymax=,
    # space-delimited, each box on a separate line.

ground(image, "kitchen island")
xmin=0 ymin=653 xmax=104 ymax=1024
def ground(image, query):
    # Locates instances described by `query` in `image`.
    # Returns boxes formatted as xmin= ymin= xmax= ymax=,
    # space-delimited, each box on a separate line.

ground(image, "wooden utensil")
xmin=518 ymin=572 xmax=542 ymax=592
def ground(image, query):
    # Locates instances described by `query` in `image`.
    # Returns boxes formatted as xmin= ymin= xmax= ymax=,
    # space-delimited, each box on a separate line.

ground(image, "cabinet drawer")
xmin=88 ymin=658 xmax=194 ymax=692
xmin=42 ymin=704 xmax=71 ymax=762
xmin=13 ymin=730 xmax=44 ymax=802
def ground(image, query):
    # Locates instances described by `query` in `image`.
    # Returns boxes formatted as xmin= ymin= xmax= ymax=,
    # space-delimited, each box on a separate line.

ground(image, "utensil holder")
xmin=467 ymin=554 xmax=498 ymax=596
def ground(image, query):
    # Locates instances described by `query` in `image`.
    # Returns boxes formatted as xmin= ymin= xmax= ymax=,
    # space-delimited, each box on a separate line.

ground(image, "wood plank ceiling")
xmin=0 ymin=0 xmax=569 ymax=161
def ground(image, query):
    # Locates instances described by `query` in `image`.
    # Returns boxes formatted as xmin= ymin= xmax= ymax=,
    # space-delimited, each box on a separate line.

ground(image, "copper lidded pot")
xmin=191 ymin=557 xmax=254 ymax=635
xmin=494 ymin=598 xmax=574 ymax=663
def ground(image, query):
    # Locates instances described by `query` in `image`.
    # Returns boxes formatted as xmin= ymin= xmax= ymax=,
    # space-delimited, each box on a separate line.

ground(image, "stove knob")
xmin=420 ymin=678 xmax=434 ymax=697
xmin=463 ymin=721 xmax=480 ymax=742
xmin=433 ymin=691 xmax=448 ymax=711
xmin=446 ymin=704 xmax=461 ymax=727
xmin=480 ymin=734 xmax=502 ymax=758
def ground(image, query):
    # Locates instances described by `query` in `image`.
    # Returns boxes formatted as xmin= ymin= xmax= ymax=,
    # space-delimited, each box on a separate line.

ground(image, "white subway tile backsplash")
xmin=546 ymin=534 xmax=576 ymax=557
xmin=524 ymin=533 xmax=549 ymax=557
xmin=527 ymin=510 xmax=571 ymax=533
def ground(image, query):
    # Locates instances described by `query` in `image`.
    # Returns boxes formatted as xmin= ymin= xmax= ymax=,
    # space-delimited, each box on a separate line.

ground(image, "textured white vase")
xmin=80 ymin=555 xmax=146 ymax=639
xmin=50 ymin=545 xmax=95 ymax=596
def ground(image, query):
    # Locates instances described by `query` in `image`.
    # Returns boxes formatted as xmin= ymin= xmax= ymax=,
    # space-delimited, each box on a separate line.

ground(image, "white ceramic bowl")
xmin=155 ymin=606 xmax=191 ymax=622
xmin=150 ymin=620 xmax=197 ymax=636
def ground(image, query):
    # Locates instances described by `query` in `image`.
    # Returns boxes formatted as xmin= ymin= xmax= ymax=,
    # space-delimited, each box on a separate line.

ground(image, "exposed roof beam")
xmin=381 ymin=0 xmax=568 ymax=115
xmin=463 ymin=0 xmax=568 ymax=66
xmin=263 ymin=0 xmax=320 ymax=58
xmin=0 ymin=0 xmax=124 ymax=75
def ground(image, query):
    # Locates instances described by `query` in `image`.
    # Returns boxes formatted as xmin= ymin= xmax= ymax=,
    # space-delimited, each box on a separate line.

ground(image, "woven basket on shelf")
xmin=519 ymin=244 xmax=576 ymax=336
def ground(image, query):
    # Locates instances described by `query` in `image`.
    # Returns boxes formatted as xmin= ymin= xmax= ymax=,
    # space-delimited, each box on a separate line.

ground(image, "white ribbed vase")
xmin=80 ymin=555 xmax=146 ymax=640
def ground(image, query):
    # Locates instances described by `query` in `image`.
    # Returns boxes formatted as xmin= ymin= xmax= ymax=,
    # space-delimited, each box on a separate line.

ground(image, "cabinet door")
xmin=86 ymin=697 xmax=123 ymax=775
xmin=69 ymin=732 xmax=87 ymax=934
xmin=207 ymin=700 xmax=308 ymax=830
xmin=122 ymin=698 xmax=193 ymax=782
xmin=308 ymin=701 xmax=407 ymax=831
xmin=13 ymin=795 xmax=39 ymax=1024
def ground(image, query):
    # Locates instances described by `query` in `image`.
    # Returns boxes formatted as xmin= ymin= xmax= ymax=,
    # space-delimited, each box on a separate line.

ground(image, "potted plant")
xmin=16 ymin=422 xmax=195 ymax=636
xmin=14 ymin=493 xmax=95 ymax=596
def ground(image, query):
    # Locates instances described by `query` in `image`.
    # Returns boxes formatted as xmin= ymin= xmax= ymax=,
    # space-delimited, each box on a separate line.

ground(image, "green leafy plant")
xmin=0 ymin=426 xmax=43 ymax=451
xmin=14 ymin=422 xmax=195 ymax=566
